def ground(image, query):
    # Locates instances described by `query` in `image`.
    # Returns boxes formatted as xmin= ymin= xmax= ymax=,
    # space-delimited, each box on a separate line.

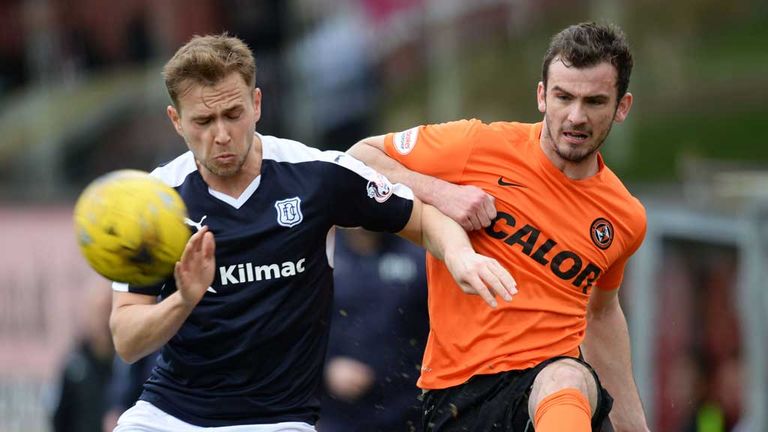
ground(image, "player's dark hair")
xmin=163 ymin=33 xmax=256 ymax=110
xmin=541 ymin=22 xmax=633 ymax=100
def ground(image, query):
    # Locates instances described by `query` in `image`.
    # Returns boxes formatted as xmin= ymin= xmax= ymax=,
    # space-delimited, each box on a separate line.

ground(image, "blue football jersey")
xmin=112 ymin=135 xmax=415 ymax=426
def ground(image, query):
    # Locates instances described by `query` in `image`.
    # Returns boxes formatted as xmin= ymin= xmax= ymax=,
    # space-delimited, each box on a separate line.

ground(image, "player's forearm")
xmin=348 ymin=139 xmax=442 ymax=205
xmin=110 ymin=292 xmax=193 ymax=363
xmin=582 ymin=300 xmax=649 ymax=431
xmin=420 ymin=204 xmax=473 ymax=261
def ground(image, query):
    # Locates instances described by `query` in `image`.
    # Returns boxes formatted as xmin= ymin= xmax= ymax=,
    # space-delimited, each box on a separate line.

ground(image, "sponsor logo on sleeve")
xmin=393 ymin=126 xmax=419 ymax=155
xmin=366 ymin=173 xmax=394 ymax=203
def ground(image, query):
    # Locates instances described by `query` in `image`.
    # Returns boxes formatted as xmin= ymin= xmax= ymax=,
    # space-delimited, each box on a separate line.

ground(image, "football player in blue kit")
xmin=109 ymin=34 xmax=517 ymax=432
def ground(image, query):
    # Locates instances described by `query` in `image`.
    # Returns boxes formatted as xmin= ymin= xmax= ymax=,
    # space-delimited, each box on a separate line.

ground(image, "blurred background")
xmin=0 ymin=0 xmax=766 ymax=431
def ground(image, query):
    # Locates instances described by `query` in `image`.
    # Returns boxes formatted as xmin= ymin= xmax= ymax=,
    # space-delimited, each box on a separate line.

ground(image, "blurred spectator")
xmin=0 ymin=1 xmax=27 ymax=93
xmin=48 ymin=284 xmax=114 ymax=432
xmin=685 ymin=353 xmax=746 ymax=432
xmin=320 ymin=229 xmax=428 ymax=432
xmin=290 ymin=0 xmax=378 ymax=151
xmin=102 ymin=352 xmax=158 ymax=432
xmin=220 ymin=0 xmax=289 ymax=137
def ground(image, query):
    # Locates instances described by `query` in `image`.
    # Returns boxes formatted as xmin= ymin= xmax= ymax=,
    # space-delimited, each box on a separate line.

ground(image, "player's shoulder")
xmin=261 ymin=133 xmax=374 ymax=175
xmin=466 ymin=121 xmax=539 ymax=156
xmin=149 ymin=151 xmax=197 ymax=188
xmin=601 ymin=166 xmax=647 ymax=220
xmin=415 ymin=118 xmax=486 ymax=138
xmin=261 ymin=134 xmax=329 ymax=164
xmin=487 ymin=120 xmax=538 ymax=138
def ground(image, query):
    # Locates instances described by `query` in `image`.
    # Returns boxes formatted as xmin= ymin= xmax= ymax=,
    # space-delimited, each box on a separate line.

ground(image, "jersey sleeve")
xmin=382 ymin=119 xmax=481 ymax=183
xmin=596 ymin=216 xmax=648 ymax=291
xmin=112 ymin=280 xmax=164 ymax=296
xmin=324 ymin=153 xmax=414 ymax=233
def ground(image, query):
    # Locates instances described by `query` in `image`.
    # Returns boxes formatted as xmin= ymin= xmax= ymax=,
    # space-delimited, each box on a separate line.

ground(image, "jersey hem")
xmin=139 ymin=393 xmax=318 ymax=427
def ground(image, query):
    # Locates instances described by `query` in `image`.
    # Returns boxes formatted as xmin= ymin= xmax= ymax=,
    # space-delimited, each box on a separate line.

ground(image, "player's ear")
xmin=536 ymin=82 xmax=546 ymax=113
xmin=167 ymin=105 xmax=184 ymax=136
xmin=252 ymin=88 xmax=262 ymax=124
xmin=613 ymin=92 xmax=633 ymax=123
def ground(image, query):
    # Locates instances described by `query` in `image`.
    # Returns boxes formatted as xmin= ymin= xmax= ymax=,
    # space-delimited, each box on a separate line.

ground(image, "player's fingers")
xmin=193 ymin=226 xmax=208 ymax=253
xmin=485 ymin=263 xmax=518 ymax=300
xmin=492 ymin=262 xmax=518 ymax=297
xmin=180 ymin=231 xmax=199 ymax=262
xmin=481 ymin=195 xmax=497 ymax=226
xmin=467 ymin=213 xmax=483 ymax=231
xmin=459 ymin=216 xmax=474 ymax=231
xmin=475 ymin=208 xmax=492 ymax=229
xmin=186 ymin=226 xmax=204 ymax=247
xmin=478 ymin=266 xmax=512 ymax=302
xmin=463 ymin=275 xmax=497 ymax=308
xmin=202 ymin=231 xmax=215 ymax=259
xmin=178 ymin=228 xmax=206 ymax=272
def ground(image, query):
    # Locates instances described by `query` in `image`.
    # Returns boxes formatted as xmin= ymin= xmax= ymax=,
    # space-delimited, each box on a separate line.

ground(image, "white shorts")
xmin=114 ymin=401 xmax=317 ymax=432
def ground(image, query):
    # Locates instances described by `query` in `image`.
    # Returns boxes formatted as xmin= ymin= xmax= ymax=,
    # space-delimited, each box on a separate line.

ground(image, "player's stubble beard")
xmin=542 ymin=110 xmax=614 ymax=164
xmin=200 ymin=126 xmax=255 ymax=177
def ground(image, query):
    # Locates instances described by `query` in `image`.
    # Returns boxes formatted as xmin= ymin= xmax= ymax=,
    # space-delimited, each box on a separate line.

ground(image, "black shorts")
xmin=421 ymin=356 xmax=614 ymax=432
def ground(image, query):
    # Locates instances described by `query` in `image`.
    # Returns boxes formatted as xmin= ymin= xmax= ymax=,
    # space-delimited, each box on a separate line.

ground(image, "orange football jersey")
xmin=384 ymin=120 xmax=646 ymax=390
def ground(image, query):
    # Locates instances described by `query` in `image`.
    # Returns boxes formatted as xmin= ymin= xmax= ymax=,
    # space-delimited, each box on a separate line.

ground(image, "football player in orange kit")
xmin=348 ymin=22 xmax=649 ymax=432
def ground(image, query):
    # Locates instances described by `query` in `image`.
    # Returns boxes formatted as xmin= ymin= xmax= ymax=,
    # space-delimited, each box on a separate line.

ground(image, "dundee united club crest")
xmin=275 ymin=197 xmax=303 ymax=228
xmin=590 ymin=218 xmax=614 ymax=250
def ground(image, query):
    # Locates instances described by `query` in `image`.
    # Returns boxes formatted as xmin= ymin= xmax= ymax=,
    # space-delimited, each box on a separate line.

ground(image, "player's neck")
xmin=539 ymin=128 xmax=599 ymax=180
xmin=553 ymin=154 xmax=599 ymax=180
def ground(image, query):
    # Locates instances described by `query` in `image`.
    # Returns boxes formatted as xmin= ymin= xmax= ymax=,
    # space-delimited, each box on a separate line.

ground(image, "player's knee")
xmin=528 ymin=359 xmax=599 ymax=417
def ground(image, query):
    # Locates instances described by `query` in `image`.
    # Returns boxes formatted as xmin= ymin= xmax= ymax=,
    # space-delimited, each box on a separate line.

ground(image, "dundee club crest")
xmin=275 ymin=197 xmax=303 ymax=228
xmin=590 ymin=218 xmax=614 ymax=250
xmin=366 ymin=174 xmax=394 ymax=203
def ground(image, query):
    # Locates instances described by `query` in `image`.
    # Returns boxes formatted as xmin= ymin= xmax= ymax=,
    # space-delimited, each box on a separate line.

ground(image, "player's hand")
xmin=444 ymin=246 xmax=517 ymax=307
xmin=431 ymin=181 xmax=496 ymax=231
xmin=174 ymin=226 xmax=215 ymax=308
xmin=325 ymin=356 xmax=375 ymax=401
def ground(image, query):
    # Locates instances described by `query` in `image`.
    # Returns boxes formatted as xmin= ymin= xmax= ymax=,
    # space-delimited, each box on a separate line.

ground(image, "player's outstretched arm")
xmin=348 ymin=136 xmax=496 ymax=231
xmin=110 ymin=227 xmax=215 ymax=363
xmin=398 ymin=200 xmax=516 ymax=308
xmin=582 ymin=288 xmax=650 ymax=432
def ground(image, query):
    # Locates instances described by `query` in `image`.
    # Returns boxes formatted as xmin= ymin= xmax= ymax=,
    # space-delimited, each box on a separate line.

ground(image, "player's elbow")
xmin=347 ymin=136 xmax=384 ymax=160
xmin=112 ymin=337 xmax=144 ymax=364
xmin=116 ymin=349 xmax=141 ymax=365
xmin=346 ymin=141 xmax=369 ymax=160
xmin=109 ymin=314 xmax=142 ymax=364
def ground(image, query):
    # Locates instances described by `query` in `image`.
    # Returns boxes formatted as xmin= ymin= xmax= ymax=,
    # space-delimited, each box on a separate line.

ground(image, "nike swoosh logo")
xmin=498 ymin=177 xmax=525 ymax=187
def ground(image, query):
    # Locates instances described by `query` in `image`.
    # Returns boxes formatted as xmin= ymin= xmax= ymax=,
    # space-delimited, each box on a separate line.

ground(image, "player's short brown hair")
xmin=162 ymin=33 xmax=256 ymax=110
xmin=542 ymin=22 xmax=633 ymax=100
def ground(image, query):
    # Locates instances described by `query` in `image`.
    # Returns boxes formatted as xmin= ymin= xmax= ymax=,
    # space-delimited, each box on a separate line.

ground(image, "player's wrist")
xmin=416 ymin=176 xmax=447 ymax=206
xmin=170 ymin=289 xmax=201 ymax=311
xmin=443 ymin=246 xmax=475 ymax=270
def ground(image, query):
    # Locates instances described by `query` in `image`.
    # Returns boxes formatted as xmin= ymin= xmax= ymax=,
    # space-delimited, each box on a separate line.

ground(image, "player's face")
xmin=537 ymin=59 xmax=632 ymax=167
xmin=167 ymin=73 xmax=261 ymax=178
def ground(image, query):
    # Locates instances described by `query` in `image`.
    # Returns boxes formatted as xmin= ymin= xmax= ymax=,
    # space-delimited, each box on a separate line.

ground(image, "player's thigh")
xmin=528 ymin=358 xmax=600 ymax=415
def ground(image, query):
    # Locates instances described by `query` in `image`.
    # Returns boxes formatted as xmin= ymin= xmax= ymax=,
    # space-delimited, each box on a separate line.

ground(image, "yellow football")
xmin=73 ymin=170 xmax=191 ymax=286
